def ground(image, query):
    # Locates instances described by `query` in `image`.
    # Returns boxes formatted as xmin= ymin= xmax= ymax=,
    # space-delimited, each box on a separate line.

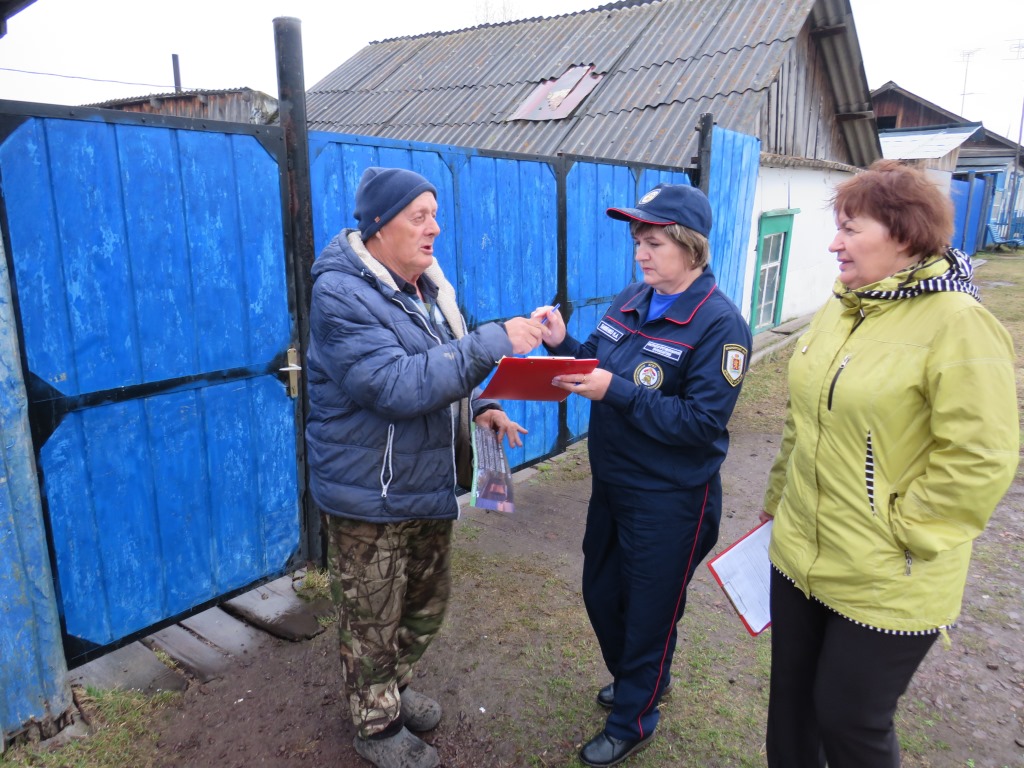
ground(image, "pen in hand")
xmin=541 ymin=303 xmax=560 ymax=326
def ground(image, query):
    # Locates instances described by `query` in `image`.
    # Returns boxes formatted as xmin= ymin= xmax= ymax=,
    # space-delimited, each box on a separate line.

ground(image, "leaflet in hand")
xmin=470 ymin=424 xmax=514 ymax=512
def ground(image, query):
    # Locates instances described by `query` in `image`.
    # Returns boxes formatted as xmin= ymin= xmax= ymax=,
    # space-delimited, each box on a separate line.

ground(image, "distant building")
xmin=872 ymin=80 xmax=1023 ymax=245
xmin=90 ymin=87 xmax=279 ymax=125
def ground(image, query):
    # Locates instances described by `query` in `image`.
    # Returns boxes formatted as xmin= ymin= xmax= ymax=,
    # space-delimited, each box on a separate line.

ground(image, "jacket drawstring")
xmin=380 ymin=423 xmax=395 ymax=498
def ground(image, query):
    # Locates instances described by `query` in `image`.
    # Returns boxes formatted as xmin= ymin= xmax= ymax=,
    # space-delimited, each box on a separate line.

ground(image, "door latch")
xmin=279 ymin=348 xmax=302 ymax=398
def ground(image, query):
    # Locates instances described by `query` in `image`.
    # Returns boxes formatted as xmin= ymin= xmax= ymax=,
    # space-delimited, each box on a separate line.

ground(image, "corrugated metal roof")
xmin=307 ymin=0 xmax=879 ymax=168
xmin=880 ymin=123 xmax=984 ymax=160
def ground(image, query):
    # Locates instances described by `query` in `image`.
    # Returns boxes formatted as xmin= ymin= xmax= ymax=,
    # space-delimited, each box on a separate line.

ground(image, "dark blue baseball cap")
xmin=607 ymin=183 xmax=712 ymax=237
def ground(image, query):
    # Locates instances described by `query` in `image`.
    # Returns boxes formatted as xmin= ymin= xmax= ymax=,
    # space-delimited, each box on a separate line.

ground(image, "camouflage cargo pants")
xmin=323 ymin=514 xmax=453 ymax=738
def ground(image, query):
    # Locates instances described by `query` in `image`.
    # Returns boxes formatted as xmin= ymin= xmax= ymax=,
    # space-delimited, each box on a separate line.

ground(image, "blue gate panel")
xmin=116 ymin=125 xmax=198 ymax=380
xmin=567 ymin=163 xmax=636 ymax=303
xmin=308 ymin=135 xmax=564 ymax=466
xmin=457 ymin=156 xmax=560 ymax=464
xmin=1 ymin=252 xmax=71 ymax=738
xmin=951 ymin=176 xmax=985 ymax=256
xmin=1 ymin=114 xmax=299 ymax=660
xmin=308 ymin=135 xmax=378 ymax=256
xmin=708 ymin=126 xmax=760 ymax=308
xmin=304 ymin=129 xmax=757 ymax=459
xmin=43 ymin=378 xmax=297 ymax=646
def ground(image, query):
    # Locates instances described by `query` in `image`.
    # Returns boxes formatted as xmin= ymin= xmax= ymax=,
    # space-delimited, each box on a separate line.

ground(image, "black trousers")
xmin=766 ymin=568 xmax=938 ymax=768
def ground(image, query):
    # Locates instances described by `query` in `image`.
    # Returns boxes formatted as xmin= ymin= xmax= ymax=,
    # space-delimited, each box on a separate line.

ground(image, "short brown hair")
xmin=831 ymin=159 xmax=953 ymax=258
xmin=629 ymin=221 xmax=711 ymax=270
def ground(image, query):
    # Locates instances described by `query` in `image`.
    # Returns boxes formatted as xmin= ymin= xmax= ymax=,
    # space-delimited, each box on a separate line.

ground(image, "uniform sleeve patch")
xmin=722 ymin=344 xmax=747 ymax=387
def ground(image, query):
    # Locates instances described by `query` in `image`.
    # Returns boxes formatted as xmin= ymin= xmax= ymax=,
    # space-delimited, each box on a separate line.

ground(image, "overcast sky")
xmin=0 ymin=0 xmax=1022 ymax=141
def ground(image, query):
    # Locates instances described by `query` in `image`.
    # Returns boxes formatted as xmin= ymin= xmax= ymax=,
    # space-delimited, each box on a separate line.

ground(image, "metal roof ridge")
xmin=365 ymin=0 xmax=663 ymax=45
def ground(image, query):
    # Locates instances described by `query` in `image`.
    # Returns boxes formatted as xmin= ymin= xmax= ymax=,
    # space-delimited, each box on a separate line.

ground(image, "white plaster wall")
xmin=741 ymin=165 xmax=857 ymax=323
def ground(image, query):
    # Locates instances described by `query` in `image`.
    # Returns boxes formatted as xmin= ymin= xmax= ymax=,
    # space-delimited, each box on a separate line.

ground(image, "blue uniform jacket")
xmin=549 ymin=269 xmax=752 ymax=491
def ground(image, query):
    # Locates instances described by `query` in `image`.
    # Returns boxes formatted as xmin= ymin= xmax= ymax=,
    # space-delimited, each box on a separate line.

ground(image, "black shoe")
xmin=596 ymin=682 xmax=615 ymax=708
xmin=595 ymin=678 xmax=673 ymax=709
xmin=578 ymin=730 xmax=654 ymax=767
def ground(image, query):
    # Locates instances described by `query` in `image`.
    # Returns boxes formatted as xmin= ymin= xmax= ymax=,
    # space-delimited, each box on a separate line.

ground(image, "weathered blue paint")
xmin=0 ymin=240 xmax=72 ymax=742
xmin=303 ymin=132 xmax=764 ymax=454
xmin=951 ymin=176 xmax=985 ymax=256
xmin=2 ymin=110 xmax=760 ymax=742
xmin=307 ymin=134 xmax=564 ymax=466
xmin=0 ymin=116 xmax=300 ymax=660
xmin=708 ymin=126 xmax=761 ymax=307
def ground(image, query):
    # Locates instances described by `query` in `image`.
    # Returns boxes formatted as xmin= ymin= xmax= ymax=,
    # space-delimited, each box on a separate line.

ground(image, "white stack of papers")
xmin=706 ymin=520 xmax=773 ymax=636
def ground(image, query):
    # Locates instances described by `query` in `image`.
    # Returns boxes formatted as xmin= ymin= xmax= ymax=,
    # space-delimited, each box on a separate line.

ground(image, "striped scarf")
xmin=849 ymin=247 xmax=981 ymax=303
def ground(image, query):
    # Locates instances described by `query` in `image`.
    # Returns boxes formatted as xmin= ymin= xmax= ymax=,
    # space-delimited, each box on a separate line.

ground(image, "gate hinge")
xmin=279 ymin=348 xmax=302 ymax=398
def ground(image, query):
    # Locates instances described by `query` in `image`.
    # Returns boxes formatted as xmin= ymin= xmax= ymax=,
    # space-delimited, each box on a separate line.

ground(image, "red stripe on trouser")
xmin=634 ymin=481 xmax=710 ymax=738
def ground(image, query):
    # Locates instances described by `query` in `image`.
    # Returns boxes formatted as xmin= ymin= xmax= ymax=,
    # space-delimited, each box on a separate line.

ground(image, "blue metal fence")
xmin=0 ymin=112 xmax=302 ymax=687
xmin=0 ymin=239 xmax=72 ymax=745
xmin=951 ymin=175 xmax=985 ymax=256
xmin=2 ymin=112 xmax=758 ymax=743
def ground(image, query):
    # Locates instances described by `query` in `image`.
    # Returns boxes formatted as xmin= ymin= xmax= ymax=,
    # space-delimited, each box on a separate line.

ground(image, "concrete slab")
xmin=142 ymin=625 xmax=232 ymax=683
xmin=180 ymin=606 xmax=267 ymax=657
xmin=68 ymin=641 xmax=186 ymax=694
xmin=221 ymin=574 xmax=333 ymax=642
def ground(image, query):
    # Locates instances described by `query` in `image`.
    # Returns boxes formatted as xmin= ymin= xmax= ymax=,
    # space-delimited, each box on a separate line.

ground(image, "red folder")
xmin=480 ymin=356 xmax=599 ymax=402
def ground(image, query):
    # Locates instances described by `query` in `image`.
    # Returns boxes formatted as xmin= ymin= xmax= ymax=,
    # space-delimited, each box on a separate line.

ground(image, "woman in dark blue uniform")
xmin=533 ymin=184 xmax=752 ymax=767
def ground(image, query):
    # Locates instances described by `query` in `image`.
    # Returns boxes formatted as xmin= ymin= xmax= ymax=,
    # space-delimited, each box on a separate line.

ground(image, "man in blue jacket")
xmin=305 ymin=167 xmax=545 ymax=768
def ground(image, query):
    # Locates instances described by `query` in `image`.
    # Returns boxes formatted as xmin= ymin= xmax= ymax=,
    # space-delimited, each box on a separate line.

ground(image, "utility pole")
xmin=1005 ymin=96 xmax=1023 ymax=236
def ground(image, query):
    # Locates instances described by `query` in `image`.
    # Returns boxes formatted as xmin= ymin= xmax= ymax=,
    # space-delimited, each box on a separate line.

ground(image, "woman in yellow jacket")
xmin=760 ymin=160 xmax=1019 ymax=768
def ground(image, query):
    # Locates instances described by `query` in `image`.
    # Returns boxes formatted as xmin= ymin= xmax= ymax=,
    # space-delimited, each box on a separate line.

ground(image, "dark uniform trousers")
xmin=582 ymin=474 xmax=722 ymax=741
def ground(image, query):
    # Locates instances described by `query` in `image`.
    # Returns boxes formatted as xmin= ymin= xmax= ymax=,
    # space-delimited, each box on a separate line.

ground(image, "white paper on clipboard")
xmin=706 ymin=520 xmax=773 ymax=636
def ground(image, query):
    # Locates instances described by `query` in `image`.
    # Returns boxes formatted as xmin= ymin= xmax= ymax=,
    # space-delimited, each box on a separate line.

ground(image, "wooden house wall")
xmin=872 ymin=92 xmax=952 ymax=130
xmin=760 ymin=25 xmax=849 ymax=163
xmin=104 ymin=92 xmax=278 ymax=125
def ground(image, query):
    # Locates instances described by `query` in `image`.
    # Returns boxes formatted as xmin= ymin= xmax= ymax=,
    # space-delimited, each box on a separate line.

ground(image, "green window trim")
xmin=750 ymin=209 xmax=799 ymax=334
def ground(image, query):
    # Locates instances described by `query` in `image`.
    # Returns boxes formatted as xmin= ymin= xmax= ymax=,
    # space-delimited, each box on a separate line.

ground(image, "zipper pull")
xmin=904 ymin=550 xmax=913 ymax=576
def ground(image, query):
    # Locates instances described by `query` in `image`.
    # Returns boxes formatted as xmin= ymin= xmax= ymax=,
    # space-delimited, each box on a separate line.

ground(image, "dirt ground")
xmin=143 ymin=442 xmax=1024 ymax=767
xmin=138 ymin=259 xmax=1024 ymax=768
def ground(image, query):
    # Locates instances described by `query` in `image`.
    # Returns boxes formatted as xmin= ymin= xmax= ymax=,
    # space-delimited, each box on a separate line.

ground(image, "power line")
xmin=0 ymin=65 xmax=174 ymax=90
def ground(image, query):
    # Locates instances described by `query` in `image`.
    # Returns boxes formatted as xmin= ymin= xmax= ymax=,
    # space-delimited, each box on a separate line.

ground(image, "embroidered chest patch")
xmin=641 ymin=340 xmax=683 ymax=363
xmin=633 ymin=361 xmax=664 ymax=389
xmin=721 ymin=344 xmax=747 ymax=387
xmin=597 ymin=321 xmax=624 ymax=342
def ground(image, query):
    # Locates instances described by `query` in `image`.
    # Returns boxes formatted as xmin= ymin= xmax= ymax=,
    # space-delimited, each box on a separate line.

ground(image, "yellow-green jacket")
xmin=763 ymin=254 xmax=1019 ymax=633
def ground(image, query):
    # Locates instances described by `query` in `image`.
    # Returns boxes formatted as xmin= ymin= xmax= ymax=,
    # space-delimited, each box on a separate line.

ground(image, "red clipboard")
xmin=479 ymin=356 xmax=599 ymax=402
xmin=706 ymin=520 xmax=773 ymax=637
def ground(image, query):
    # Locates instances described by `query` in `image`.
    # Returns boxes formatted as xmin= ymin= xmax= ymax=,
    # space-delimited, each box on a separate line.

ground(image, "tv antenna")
xmin=959 ymin=48 xmax=981 ymax=115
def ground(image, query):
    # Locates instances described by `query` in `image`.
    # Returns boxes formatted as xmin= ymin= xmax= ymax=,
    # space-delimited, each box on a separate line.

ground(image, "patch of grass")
xmin=455 ymin=521 xmax=481 ymax=542
xmin=1 ymin=686 xmax=176 ymax=768
xmin=730 ymin=344 xmax=794 ymax=434
xmin=295 ymin=567 xmax=331 ymax=602
xmin=897 ymin=699 xmax=951 ymax=758
xmin=151 ymin=649 xmax=177 ymax=671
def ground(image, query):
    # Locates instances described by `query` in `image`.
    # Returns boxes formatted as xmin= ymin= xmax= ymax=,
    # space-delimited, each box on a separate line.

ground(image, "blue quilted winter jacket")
xmin=305 ymin=230 xmax=511 ymax=522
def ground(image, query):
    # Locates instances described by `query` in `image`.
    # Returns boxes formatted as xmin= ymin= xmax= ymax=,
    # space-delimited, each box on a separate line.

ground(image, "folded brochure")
xmin=470 ymin=424 xmax=514 ymax=512
xmin=480 ymin=356 xmax=599 ymax=402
